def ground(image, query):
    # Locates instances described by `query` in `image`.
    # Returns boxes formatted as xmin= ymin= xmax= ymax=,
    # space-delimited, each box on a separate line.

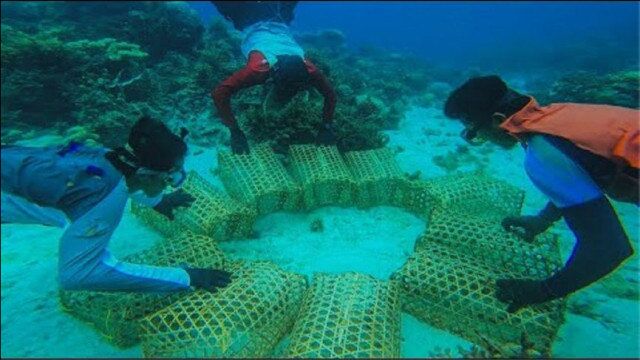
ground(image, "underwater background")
xmin=1 ymin=1 xmax=639 ymax=358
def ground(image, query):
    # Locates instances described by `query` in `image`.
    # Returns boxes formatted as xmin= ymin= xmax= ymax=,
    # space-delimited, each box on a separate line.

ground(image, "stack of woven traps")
xmin=289 ymin=145 xmax=356 ymax=209
xmin=59 ymin=232 xmax=227 ymax=348
xmin=423 ymin=172 xmax=525 ymax=218
xmin=282 ymin=273 xmax=401 ymax=358
xmin=343 ymin=147 xmax=407 ymax=208
xmin=131 ymin=171 xmax=256 ymax=241
xmin=418 ymin=172 xmax=561 ymax=278
xmin=415 ymin=206 xmax=563 ymax=279
xmin=394 ymin=243 xmax=565 ymax=357
xmin=217 ymin=144 xmax=302 ymax=214
xmin=392 ymin=173 xmax=565 ymax=357
xmin=392 ymin=180 xmax=437 ymax=221
xmin=140 ymin=261 xmax=307 ymax=358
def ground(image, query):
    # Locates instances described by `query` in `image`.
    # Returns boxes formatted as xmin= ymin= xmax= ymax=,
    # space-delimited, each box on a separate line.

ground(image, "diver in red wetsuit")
xmin=211 ymin=1 xmax=337 ymax=154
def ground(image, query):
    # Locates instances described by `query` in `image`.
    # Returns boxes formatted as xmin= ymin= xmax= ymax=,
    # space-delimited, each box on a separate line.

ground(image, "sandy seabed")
xmin=2 ymin=106 xmax=638 ymax=358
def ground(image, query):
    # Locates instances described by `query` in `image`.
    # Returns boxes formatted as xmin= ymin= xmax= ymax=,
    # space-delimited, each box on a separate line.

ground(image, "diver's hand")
xmin=316 ymin=123 xmax=336 ymax=146
xmin=495 ymin=278 xmax=551 ymax=313
xmin=185 ymin=267 xmax=232 ymax=292
xmin=501 ymin=215 xmax=552 ymax=243
xmin=230 ymin=127 xmax=250 ymax=155
xmin=153 ymin=189 xmax=195 ymax=220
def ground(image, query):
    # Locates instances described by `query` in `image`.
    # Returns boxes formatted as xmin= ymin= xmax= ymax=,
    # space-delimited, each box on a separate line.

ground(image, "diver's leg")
xmin=212 ymin=1 xmax=264 ymax=30
xmin=542 ymin=196 xmax=633 ymax=299
xmin=212 ymin=1 xmax=298 ymax=30
xmin=1 ymin=192 xmax=68 ymax=228
xmin=278 ymin=1 xmax=299 ymax=25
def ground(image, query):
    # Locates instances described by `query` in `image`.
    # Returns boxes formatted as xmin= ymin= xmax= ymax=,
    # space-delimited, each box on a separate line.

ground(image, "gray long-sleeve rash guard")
xmin=1 ymin=144 xmax=191 ymax=292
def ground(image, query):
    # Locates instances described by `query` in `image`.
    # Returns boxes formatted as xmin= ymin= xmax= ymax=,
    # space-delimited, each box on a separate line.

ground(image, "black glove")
xmin=495 ymin=278 xmax=551 ymax=313
xmin=153 ymin=189 xmax=195 ymax=220
xmin=501 ymin=215 xmax=553 ymax=243
xmin=501 ymin=202 xmax=561 ymax=242
xmin=185 ymin=267 xmax=232 ymax=292
xmin=230 ymin=127 xmax=250 ymax=154
xmin=316 ymin=122 xmax=337 ymax=146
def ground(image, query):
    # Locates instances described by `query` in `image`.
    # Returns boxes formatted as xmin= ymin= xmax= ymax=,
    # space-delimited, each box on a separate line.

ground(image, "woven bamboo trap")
xmin=140 ymin=261 xmax=307 ymax=358
xmin=59 ymin=231 xmax=227 ymax=347
xmin=131 ymin=171 xmax=256 ymax=240
xmin=283 ymin=272 xmax=401 ymax=358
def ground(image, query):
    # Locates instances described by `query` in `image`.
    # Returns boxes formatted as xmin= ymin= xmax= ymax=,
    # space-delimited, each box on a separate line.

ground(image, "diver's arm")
xmin=525 ymin=135 xmax=633 ymax=297
xmin=540 ymin=196 xmax=633 ymax=299
xmin=58 ymin=181 xmax=191 ymax=292
xmin=212 ymin=51 xmax=270 ymax=129
xmin=305 ymin=59 xmax=336 ymax=124
xmin=497 ymin=134 xmax=634 ymax=311
xmin=284 ymin=1 xmax=300 ymax=11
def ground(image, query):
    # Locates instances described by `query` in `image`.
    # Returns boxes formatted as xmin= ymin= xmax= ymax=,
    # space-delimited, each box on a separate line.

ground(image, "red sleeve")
xmin=212 ymin=51 xmax=270 ymax=129
xmin=305 ymin=59 xmax=337 ymax=124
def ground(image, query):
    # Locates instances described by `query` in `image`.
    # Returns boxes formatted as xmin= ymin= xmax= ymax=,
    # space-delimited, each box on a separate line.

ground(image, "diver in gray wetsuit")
xmin=1 ymin=116 xmax=231 ymax=293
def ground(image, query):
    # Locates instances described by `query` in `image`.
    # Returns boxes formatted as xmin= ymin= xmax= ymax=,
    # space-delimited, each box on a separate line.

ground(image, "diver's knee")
xmin=58 ymin=265 xmax=87 ymax=290
xmin=621 ymin=241 xmax=634 ymax=261
xmin=58 ymin=273 xmax=83 ymax=290
xmin=609 ymin=238 xmax=634 ymax=269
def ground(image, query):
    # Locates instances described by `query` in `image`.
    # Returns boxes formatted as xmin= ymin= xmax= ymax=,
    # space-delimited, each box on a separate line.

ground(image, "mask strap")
xmin=113 ymin=146 xmax=140 ymax=172
xmin=179 ymin=127 xmax=189 ymax=140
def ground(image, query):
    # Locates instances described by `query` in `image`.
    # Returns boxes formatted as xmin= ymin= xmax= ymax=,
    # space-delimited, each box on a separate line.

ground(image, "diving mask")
xmin=136 ymin=166 xmax=187 ymax=188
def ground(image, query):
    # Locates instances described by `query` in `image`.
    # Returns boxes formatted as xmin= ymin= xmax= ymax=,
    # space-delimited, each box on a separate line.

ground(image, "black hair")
xmin=128 ymin=116 xmax=187 ymax=171
xmin=271 ymin=55 xmax=310 ymax=92
xmin=444 ymin=75 xmax=508 ymax=126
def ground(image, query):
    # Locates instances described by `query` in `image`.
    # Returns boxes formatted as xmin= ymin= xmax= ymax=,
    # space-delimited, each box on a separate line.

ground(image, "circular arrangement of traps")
xmin=60 ymin=143 xmax=566 ymax=358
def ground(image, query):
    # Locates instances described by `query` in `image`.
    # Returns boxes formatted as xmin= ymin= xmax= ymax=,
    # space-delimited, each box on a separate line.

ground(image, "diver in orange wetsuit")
xmin=210 ymin=1 xmax=337 ymax=155
xmin=444 ymin=75 xmax=638 ymax=312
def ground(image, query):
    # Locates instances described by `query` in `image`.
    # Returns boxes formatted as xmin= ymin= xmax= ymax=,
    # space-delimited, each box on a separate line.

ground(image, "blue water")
xmin=190 ymin=1 xmax=640 ymax=73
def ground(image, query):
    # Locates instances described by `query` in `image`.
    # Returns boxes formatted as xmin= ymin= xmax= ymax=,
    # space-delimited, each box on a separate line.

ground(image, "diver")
xmin=443 ymin=75 xmax=638 ymax=312
xmin=211 ymin=0 xmax=337 ymax=154
xmin=1 ymin=116 xmax=232 ymax=293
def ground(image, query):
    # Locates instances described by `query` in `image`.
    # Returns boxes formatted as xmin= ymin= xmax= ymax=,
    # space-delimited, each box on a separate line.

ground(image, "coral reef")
xmin=1 ymin=2 xmax=452 ymax=150
xmin=533 ymin=70 xmax=640 ymax=109
xmin=1 ymin=2 xmax=204 ymax=147
xmin=1 ymin=22 xmax=155 ymax=146
xmin=2 ymin=2 xmax=638 ymax=153
xmin=120 ymin=2 xmax=204 ymax=60
xmin=432 ymin=144 xmax=488 ymax=173
xmin=299 ymin=40 xmax=436 ymax=130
